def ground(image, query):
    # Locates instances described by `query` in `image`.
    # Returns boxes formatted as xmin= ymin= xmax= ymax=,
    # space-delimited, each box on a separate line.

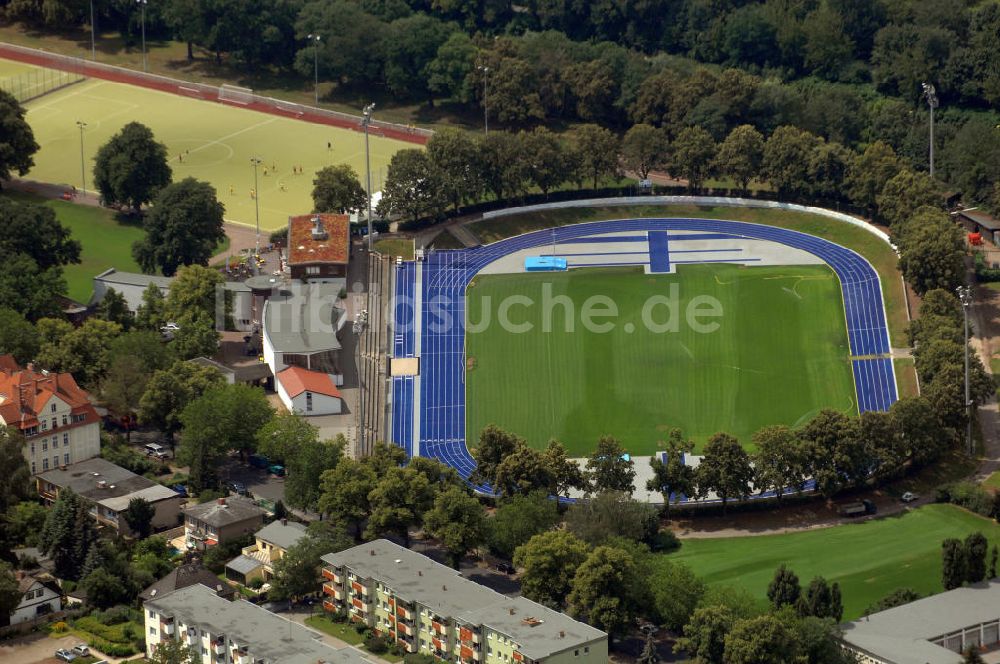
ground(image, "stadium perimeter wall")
xmin=480 ymin=195 xmax=898 ymax=251
xmin=0 ymin=42 xmax=430 ymax=146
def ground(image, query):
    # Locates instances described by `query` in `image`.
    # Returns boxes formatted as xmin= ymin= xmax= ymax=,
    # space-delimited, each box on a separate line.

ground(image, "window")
xmin=52 ymin=438 xmax=58 ymax=449
xmin=42 ymin=459 xmax=49 ymax=471
xmin=64 ymin=453 xmax=70 ymax=465
xmin=40 ymin=421 xmax=47 ymax=431
xmin=306 ymin=266 xmax=321 ymax=275
xmin=584 ymin=647 xmax=589 ymax=653
xmin=42 ymin=440 xmax=47 ymax=451
xmin=30 ymin=442 xmax=34 ymax=455
xmin=52 ymin=456 xmax=58 ymax=469
xmin=149 ymin=610 xmax=156 ymax=619
xmin=149 ymin=626 xmax=157 ymax=636
xmin=574 ymin=650 xmax=579 ymax=657
xmin=30 ymin=462 xmax=35 ymax=474
xmin=63 ymin=434 xmax=68 ymax=446
xmin=305 ymin=392 xmax=313 ymax=411
xmin=51 ymin=418 xmax=56 ymax=429
xmin=62 ymin=415 xmax=67 ymax=426
xmin=51 ymin=403 xmax=56 ymax=413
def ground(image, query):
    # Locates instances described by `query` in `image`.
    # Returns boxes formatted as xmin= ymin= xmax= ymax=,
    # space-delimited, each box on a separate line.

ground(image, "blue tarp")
xmin=525 ymin=256 xmax=567 ymax=271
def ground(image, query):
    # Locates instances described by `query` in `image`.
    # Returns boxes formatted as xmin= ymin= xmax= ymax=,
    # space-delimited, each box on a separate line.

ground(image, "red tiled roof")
xmin=276 ymin=366 xmax=342 ymax=398
xmin=287 ymin=214 xmax=350 ymax=266
xmin=0 ymin=356 xmax=98 ymax=430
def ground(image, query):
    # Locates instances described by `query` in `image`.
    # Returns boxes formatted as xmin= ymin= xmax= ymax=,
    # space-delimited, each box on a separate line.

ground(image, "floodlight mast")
xmin=76 ymin=121 xmax=87 ymax=194
xmin=362 ymin=103 xmax=375 ymax=251
xmin=308 ymin=34 xmax=321 ymax=105
xmin=250 ymin=157 xmax=262 ymax=256
xmin=957 ymin=285 xmax=973 ymax=456
xmin=922 ymin=82 xmax=939 ymax=177
xmin=477 ymin=65 xmax=490 ymax=135
xmin=136 ymin=0 xmax=148 ymax=72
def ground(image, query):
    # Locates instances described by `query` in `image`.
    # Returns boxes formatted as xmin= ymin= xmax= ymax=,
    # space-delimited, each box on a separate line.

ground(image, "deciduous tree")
xmin=0 ymin=308 xmax=38 ymax=363
xmin=312 ymin=164 xmax=368 ymax=214
xmin=123 ymin=496 xmax=156 ymax=539
xmin=544 ymin=439 xmax=587 ymax=501
xmin=270 ymin=522 xmax=352 ymax=601
xmin=425 ymin=128 xmax=481 ymax=211
xmin=319 ymin=458 xmax=377 ymax=540
xmin=564 ymin=491 xmax=657 ymax=546
xmin=256 ymin=412 xmax=318 ymax=465
xmin=567 ymin=545 xmax=642 ymax=638
xmin=714 ymin=124 xmax=764 ymax=191
xmin=488 ymin=491 xmax=559 ymax=559
xmin=0 ymin=89 xmax=39 ymax=182
xmin=93 ymin=121 xmax=172 ymax=212
xmin=695 ymin=433 xmax=754 ymax=512
xmin=676 ymin=605 xmax=735 ymax=664
xmin=621 ymin=123 xmax=668 ymax=180
xmin=571 ymin=124 xmax=620 ymax=189
xmin=647 ymin=429 xmax=695 ymax=515
xmin=752 ymin=425 xmax=808 ymax=502
xmin=380 ymin=149 xmax=446 ymax=223
xmin=133 ymin=178 xmax=225 ymax=276
xmin=285 ymin=437 xmax=345 ymax=512
xmin=587 ymin=435 xmax=635 ymax=494
xmin=365 ymin=467 xmax=435 ymax=547
xmin=669 ymin=126 xmax=716 ymax=190
xmin=140 ymin=360 xmax=225 ymax=444
xmin=513 ymin=530 xmax=588 ymax=608
xmin=470 ymin=425 xmax=523 ymax=488
xmin=424 ymin=486 xmax=487 ymax=568
xmin=651 ymin=560 xmax=705 ymax=632
xmin=723 ymin=613 xmax=797 ymax=664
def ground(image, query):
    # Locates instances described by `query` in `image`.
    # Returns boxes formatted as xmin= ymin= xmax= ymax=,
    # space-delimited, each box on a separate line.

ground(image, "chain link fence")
xmin=0 ymin=66 xmax=85 ymax=102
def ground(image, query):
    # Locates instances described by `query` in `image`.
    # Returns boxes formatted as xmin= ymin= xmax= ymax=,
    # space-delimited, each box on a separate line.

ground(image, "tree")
xmin=0 ymin=197 xmax=81 ymax=270
xmin=488 ymin=491 xmax=559 ymax=559
xmin=965 ymin=646 xmax=986 ymax=664
xmin=677 ymin=605 xmax=735 ymax=664
xmin=270 ymin=522 xmax=353 ymax=601
xmin=647 ymin=429 xmax=696 ymax=515
xmin=166 ymin=264 xmax=226 ymax=323
xmin=102 ymin=354 xmax=151 ymax=435
xmin=0 ymin=89 xmax=39 ymax=182
xmin=170 ymin=311 xmax=220 ymax=360
xmin=494 ymin=444 xmax=555 ymax=497
xmin=312 ymin=164 xmax=368 ymax=214
xmin=0 ymin=254 xmax=67 ymax=320
xmin=522 ymin=127 xmax=571 ymax=196
xmin=564 ymin=491 xmax=658 ymax=547
xmin=714 ymin=125 xmax=764 ymax=192
xmin=0 ymin=308 xmax=38 ymax=363
xmin=761 ymin=125 xmax=821 ymax=198
xmin=285 ymin=437 xmax=344 ymax=512
xmin=0 ymin=562 xmax=23 ymax=619
xmin=81 ymin=567 xmax=129 ymax=609
xmin=425 ymin=128 xmax=481 ymax=211
xmin=365 ymin=467 xmax=434 ymax=547
xmin=876 ymin=169 xmax=941 ymax=230
xmin=424 ymin=486 xmax=487 ymax=568
xmin=39 ymin=489 xmax=97 ymax=580
xmin=140 ymin=360 xmax=226 ymax=444
xmin=36 ymin=318 xmax=122 ymax=386
xmin=513 ymin=530 xmax=589 ymax=608
xmin=767 ymin=565 xmax=801 ymax=610
xmin=965 ymin=532 xmax=989 ymax=583
xmin=752 ymin=425 xmax=808 ymax=502
xmin=798 ymin=577 xmax=842 ymax=621
xmin=178 ymin=384 xmax=273 ymax=490
xmin=571 ymin=124 xmax=620 ymax=189
xmin=651 ymin=561 xmax=705 ymax=632
xmin=695 ymin=433 xmax=754 ymax=512
xmin=135 ymin=283 xmax=169 ymax=331
xmin=637 ymin=630 xmax=660 ymax=664
xmin=319 ymin=459 xmax=377 ymax=540
xmin=845 ymin=141 xmax=902 ymax=211
xmin=586 ymin=435 xmax=635 ymax=494
xmin=622 ymin=124 xmax=668 ymax=180
xmin=383 ymin=14 xmax=454 ymax=101
xmin=147 ymin=638 xmax=200 ymax=664
xmin=470 ymin=425 xmax=523 ymax=488
xmin=567 ymin=545 xmax=642 ymax=638
xmin=864 ymin=588 xmax=920 ymax=615
xmin=95 ymin=288 xmax=132 ymax=330
xmin=93 ymin=121 xmax=172 ymax=212
xmin=133 ymin=178 xmax=225 ymax=276
xmin=897 ymin=210 xmax=965 ymax=295
xmin=4 ymin=500 xmax=49 ymax=548
xmin=723 ymin=614 xmax=797 ymax=664
xmin=801 ymin=4 xmax=854 ymax=79
xmin=544 ymin=439 xmax=587 ymax=501
xmin=670 ymin=126 xmax=716 ymax=190
xmin=990 ymin=545 xmax=998 ymax=579
xmin=256 ymin=412 xmax=318 ymax=465
xmin=0 ymin=427 xmax=32 ymax=518
xmin=380 ymin=149 xmax=445 ymax=224
xmin=294 ymin=0 xmax=386 ymax=87
xmin=427 ymin=32 xmax=477 ymax=102
xmin=123 ymin=496 xmax=156 ymax=539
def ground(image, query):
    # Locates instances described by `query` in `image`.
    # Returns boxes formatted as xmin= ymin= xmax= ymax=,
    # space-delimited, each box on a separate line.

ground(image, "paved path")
xmin=281 ymin=609 xmax=387 ymax=664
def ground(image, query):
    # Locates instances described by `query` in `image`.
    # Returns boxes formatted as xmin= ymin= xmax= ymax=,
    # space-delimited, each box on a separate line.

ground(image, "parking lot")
xmin=0 ymin=633 xmax=117 ymax=664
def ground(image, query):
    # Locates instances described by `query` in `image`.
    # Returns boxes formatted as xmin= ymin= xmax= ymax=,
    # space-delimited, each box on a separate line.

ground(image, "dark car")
xmin=227 ymin=481 xmax=248 ymax=496
xmin=249 ymin=454 xmax=270 ymax=469
xmin=171 ymin=484 xmax=188 ymax=497
xmin=268 ymin=465 xmax=285 ymax=477
xmin=495 ymin=562 xmax=516 ymax=575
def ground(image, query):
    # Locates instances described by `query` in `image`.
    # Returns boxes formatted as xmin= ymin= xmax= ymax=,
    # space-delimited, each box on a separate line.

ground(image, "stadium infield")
xmin=17 ymin=69 xmax=413 ymax=231
xmin=662 ymin=504 xmax=1000 ymax=620
xmin=465 ymin=263 xmax=857 ymax=455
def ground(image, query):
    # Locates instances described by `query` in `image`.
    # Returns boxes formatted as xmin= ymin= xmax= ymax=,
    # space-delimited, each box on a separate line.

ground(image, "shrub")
xmin=364 ymin=634 xmax=388 ymax=654
xmin=939 ymin=482 xmax=995 ymax=517
xmin=404 ymin=654 xmax=438 ymax=664
xmin=248 ymin=577 xmax=264 ymax=589
xmin=650 ymin=529 xmax=681 ymax=553
xmin=353 ymin=622 xmax=368 ymax=635
xmin=50 ymin=621 xmax=68 ymax=634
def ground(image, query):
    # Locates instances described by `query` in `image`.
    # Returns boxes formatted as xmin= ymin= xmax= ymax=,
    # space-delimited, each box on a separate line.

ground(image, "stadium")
xmin=390 ymin=207 xmax=899 ymax=496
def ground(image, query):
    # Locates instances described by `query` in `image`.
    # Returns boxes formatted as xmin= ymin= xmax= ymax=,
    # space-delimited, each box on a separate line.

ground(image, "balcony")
xmin=397 ymin=622 xmax=412 ymax=636
xmin=352 ymin=598 xmax=368 ymax=613
xmin=396 ymin=605 xmax=412 ymax=621
xmin=322 ymin=567 xmax=340 ymax=583
xmin=212 ymin=642 xmax=225 ymax=655
xmin=161 ymin=622 xmax=175 ymax=636
xmin=432 ymin=621 xmax=445 ymax=635
xmin=351 ymin=581 xmax=367 ymax=595
xmin=323 ymin=582 xmax=342 ymax=599
xmin=323 ymin=600 xmax=338 ymax=613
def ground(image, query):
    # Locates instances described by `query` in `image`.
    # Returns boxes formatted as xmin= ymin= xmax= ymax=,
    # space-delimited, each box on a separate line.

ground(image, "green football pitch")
xmin=15 ymin=66 xmax=413 ymax=231
xmin=661 ymin=504 xmax=1000 ymax=620
xmin=465 ymin=264 xmax=857 ymax=455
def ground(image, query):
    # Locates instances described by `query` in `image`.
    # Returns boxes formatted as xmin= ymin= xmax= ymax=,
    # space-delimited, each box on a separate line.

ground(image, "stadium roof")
xmin=262 ymin=280 xmax=345 ymax=355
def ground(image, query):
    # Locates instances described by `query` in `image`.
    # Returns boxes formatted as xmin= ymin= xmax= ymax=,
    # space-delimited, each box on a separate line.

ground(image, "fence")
xmin=0 ymin=42 xmax=431 ymax=145
xmin=0 ymin=66 xmax=85 ymax=103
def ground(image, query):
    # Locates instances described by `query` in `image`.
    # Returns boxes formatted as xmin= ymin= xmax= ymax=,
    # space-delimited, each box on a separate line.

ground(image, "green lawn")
xmin=983 ymin=472 xmax=1000 ymax=490
xmin=373 ymin=238 xmax=414 ymax=260
xmin=894 ymin=357 xmax=919 ymax=398
xmin=466 ymin=264 xmax=856 ymax=454
xmin=15 ymin=63 xmax=413 ymax=231
xmin=468 ymin=204 xmax=907 ymax=346
xmin=305 ymin=616 xmax=364 ymax=645
xmin=661 ymin=504 xmax=1000 ymax=620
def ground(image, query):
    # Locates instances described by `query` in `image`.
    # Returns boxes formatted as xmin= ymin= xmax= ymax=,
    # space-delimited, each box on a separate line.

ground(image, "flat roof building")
xmin=287 ymin=213 xmax=350 ymax=280
xmin=320 ymin=539 xmax=607 ymax=664
xmin=182 ymin=496 xmax=266 ymax=550
xmin=839 ymin=580 xmax=1000 ymax=664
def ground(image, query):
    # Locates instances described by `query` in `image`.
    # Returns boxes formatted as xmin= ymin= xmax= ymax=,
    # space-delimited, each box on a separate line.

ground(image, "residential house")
xmin=321 ymin=539 xmax=608 ymax=664
xmin=839 ymin=579 xmax=1000 ymax=663
xmin=225 ymin=519 xmax=307 ymax=585
xmin=0 ymin=356 xmax=101 ymax=475
xmin=36 ymin=458 xmax=184 ymax=536
xmin=1 ymin=572 xmax=61 ymax=628
xmin=143 ymin=583 xmax=368 ymax=664
xmin=182 ymin=497 xmax=265 ymax=550
xmin=139 ymin=563 xmax=236 ymax=603
xmin=275 ymin=366 xmax=343 ymax=416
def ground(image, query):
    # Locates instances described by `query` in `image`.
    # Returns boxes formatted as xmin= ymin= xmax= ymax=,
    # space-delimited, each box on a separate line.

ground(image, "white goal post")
xmin=218 ymin=83 xmax=254 ymax=105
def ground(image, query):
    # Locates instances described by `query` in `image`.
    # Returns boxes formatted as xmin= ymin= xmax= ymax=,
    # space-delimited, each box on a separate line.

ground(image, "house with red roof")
xmin=0 ymin=356 xmax=100 ymax=475
xmin=287 ymin=213 xmax=350 ymax=280
xmin=275 ymin=366 xmax=343 ymax=415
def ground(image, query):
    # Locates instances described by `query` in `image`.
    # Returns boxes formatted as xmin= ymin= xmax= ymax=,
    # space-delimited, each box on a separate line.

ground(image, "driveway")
xmin=0 ymin=632 xmax=127 ymax=664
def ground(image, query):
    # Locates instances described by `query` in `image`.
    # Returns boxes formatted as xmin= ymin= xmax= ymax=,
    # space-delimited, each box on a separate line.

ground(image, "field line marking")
xmin=24 ymin=79 xmax=104 ymax=111
xmin=186 ymin=116 xmax=279 ymax=156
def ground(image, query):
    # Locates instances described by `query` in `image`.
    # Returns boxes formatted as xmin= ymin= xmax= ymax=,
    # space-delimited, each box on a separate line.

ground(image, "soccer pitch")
xmin=465 ymin=264 xmax=857 ymax=455
xmin=661 ymin=504 xmax=1000 ymax=620
xmin=18 ymin=70 xmax=414 ymax=231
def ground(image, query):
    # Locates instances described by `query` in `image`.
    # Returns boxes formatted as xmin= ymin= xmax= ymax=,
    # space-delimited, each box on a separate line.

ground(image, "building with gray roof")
xmin=839 ymin=580 xmax=1000 ymax=663
xmin=143 ymin=583 xmax=370 ymax=664
xmin=91 ymin=268 xmax=172 ymax=311
xmin=225 ymin=519 xmax=309 ymax=585
xmin=261 ymin=280 xmax=346 ymax=376
xmin=139 ymin=563 xmax=235 ymax=603
xmin=36 ymin=457 xmax=182 ymax=537
xmin=320 ymin=539 xmax=607 ymax=664
xmin=183 ymin=496 xmax=265 ymax=550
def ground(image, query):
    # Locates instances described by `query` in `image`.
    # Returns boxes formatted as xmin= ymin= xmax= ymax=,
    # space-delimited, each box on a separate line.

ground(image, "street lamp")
xmin=922 ymin=82 xmax=939 ymax=177
xmin=89 ymin=0 xmax=96 ymax=60
xmin=76 ymin=121 xmax=87 ymax=194
xmin=307 ymin=34 xmax=321 ymax=105
xmin=250 ymin=157 xmax=262 ymax=256
xmin=957 ymin=285 xmax=973 ymax=456
xmin=136 ymin=0 xmax=148 ymax=72
xmin=361 ymin=103 xmax=375 ymax=251
xmin=477 ymin=65 xmax=489 ymax=135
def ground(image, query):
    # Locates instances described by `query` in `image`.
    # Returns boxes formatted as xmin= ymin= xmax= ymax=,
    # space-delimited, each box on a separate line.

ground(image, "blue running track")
xmin=391 ymin=218 xmax=898 ymax=491
xmin=390 ymin=261 xmax=417 ymax=457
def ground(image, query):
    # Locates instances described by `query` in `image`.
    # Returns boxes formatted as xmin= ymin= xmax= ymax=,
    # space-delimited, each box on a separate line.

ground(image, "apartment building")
xmin=143 ymin=583 xmax=367 ymax=664
xmin=320 ymin=540 xmax=607 ymax=664
xmin=0 ymin=356 xmax=100 ymax=474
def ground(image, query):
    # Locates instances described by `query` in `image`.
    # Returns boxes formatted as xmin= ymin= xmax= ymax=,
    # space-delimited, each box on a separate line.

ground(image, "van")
xmin=144 ymin=443 xmax=170 ymax=460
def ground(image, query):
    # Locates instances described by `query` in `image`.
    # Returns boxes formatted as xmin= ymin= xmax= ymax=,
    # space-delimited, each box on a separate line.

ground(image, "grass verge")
xmin=894 ymin=358 xmax=919 ymax=398
xmin=373 ymin=238 xmax=414 ymax=260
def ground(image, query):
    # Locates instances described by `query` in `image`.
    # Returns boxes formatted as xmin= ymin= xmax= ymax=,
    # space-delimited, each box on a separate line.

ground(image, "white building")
xmin=3 ymin=573 xmax=61 ymax=628
xmin=275 ymin=366 xmax=343 ymax=415
xmin=0 ymin=356 xmax=101 ymax=475
xmin=143 ymin=583 xmax=368 ymax=664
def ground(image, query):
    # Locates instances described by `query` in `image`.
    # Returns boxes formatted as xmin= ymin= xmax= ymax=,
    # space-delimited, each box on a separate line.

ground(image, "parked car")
xmin=172 ymin=484 xmax=188 ymax=497
xmin=54 ymin=649 xmax=77 ymax=662
xmin=268 ymin=465 xmax=285 ymax=477
xmin=901 ymin=492 xmax=919 ymax=503
xmin=839 ymin=499 xmax=877 ymax=518
xmin=249 ymin=454 xmax=270 ymax=469
xmin=227 ymin=481 xmax=248 ymax=496
xmin=495 ymin=562 xmax=516 ymax=575
xmin=160 ymin=322 xmax=181 ymax=339
xmin=145 ymin=442 xmax=170 ymax=460
xmin=71 ymin=645 xmax=90 ymax=656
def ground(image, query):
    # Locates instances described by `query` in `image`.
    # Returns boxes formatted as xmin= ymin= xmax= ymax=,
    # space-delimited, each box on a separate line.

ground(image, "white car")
xmin=160 ymin=322 xmax=181 ymax=340
xmin=901 ymin=492 xmax=918 ymax=503
xmin=72 ymin=645 xmax=90 ymax=656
